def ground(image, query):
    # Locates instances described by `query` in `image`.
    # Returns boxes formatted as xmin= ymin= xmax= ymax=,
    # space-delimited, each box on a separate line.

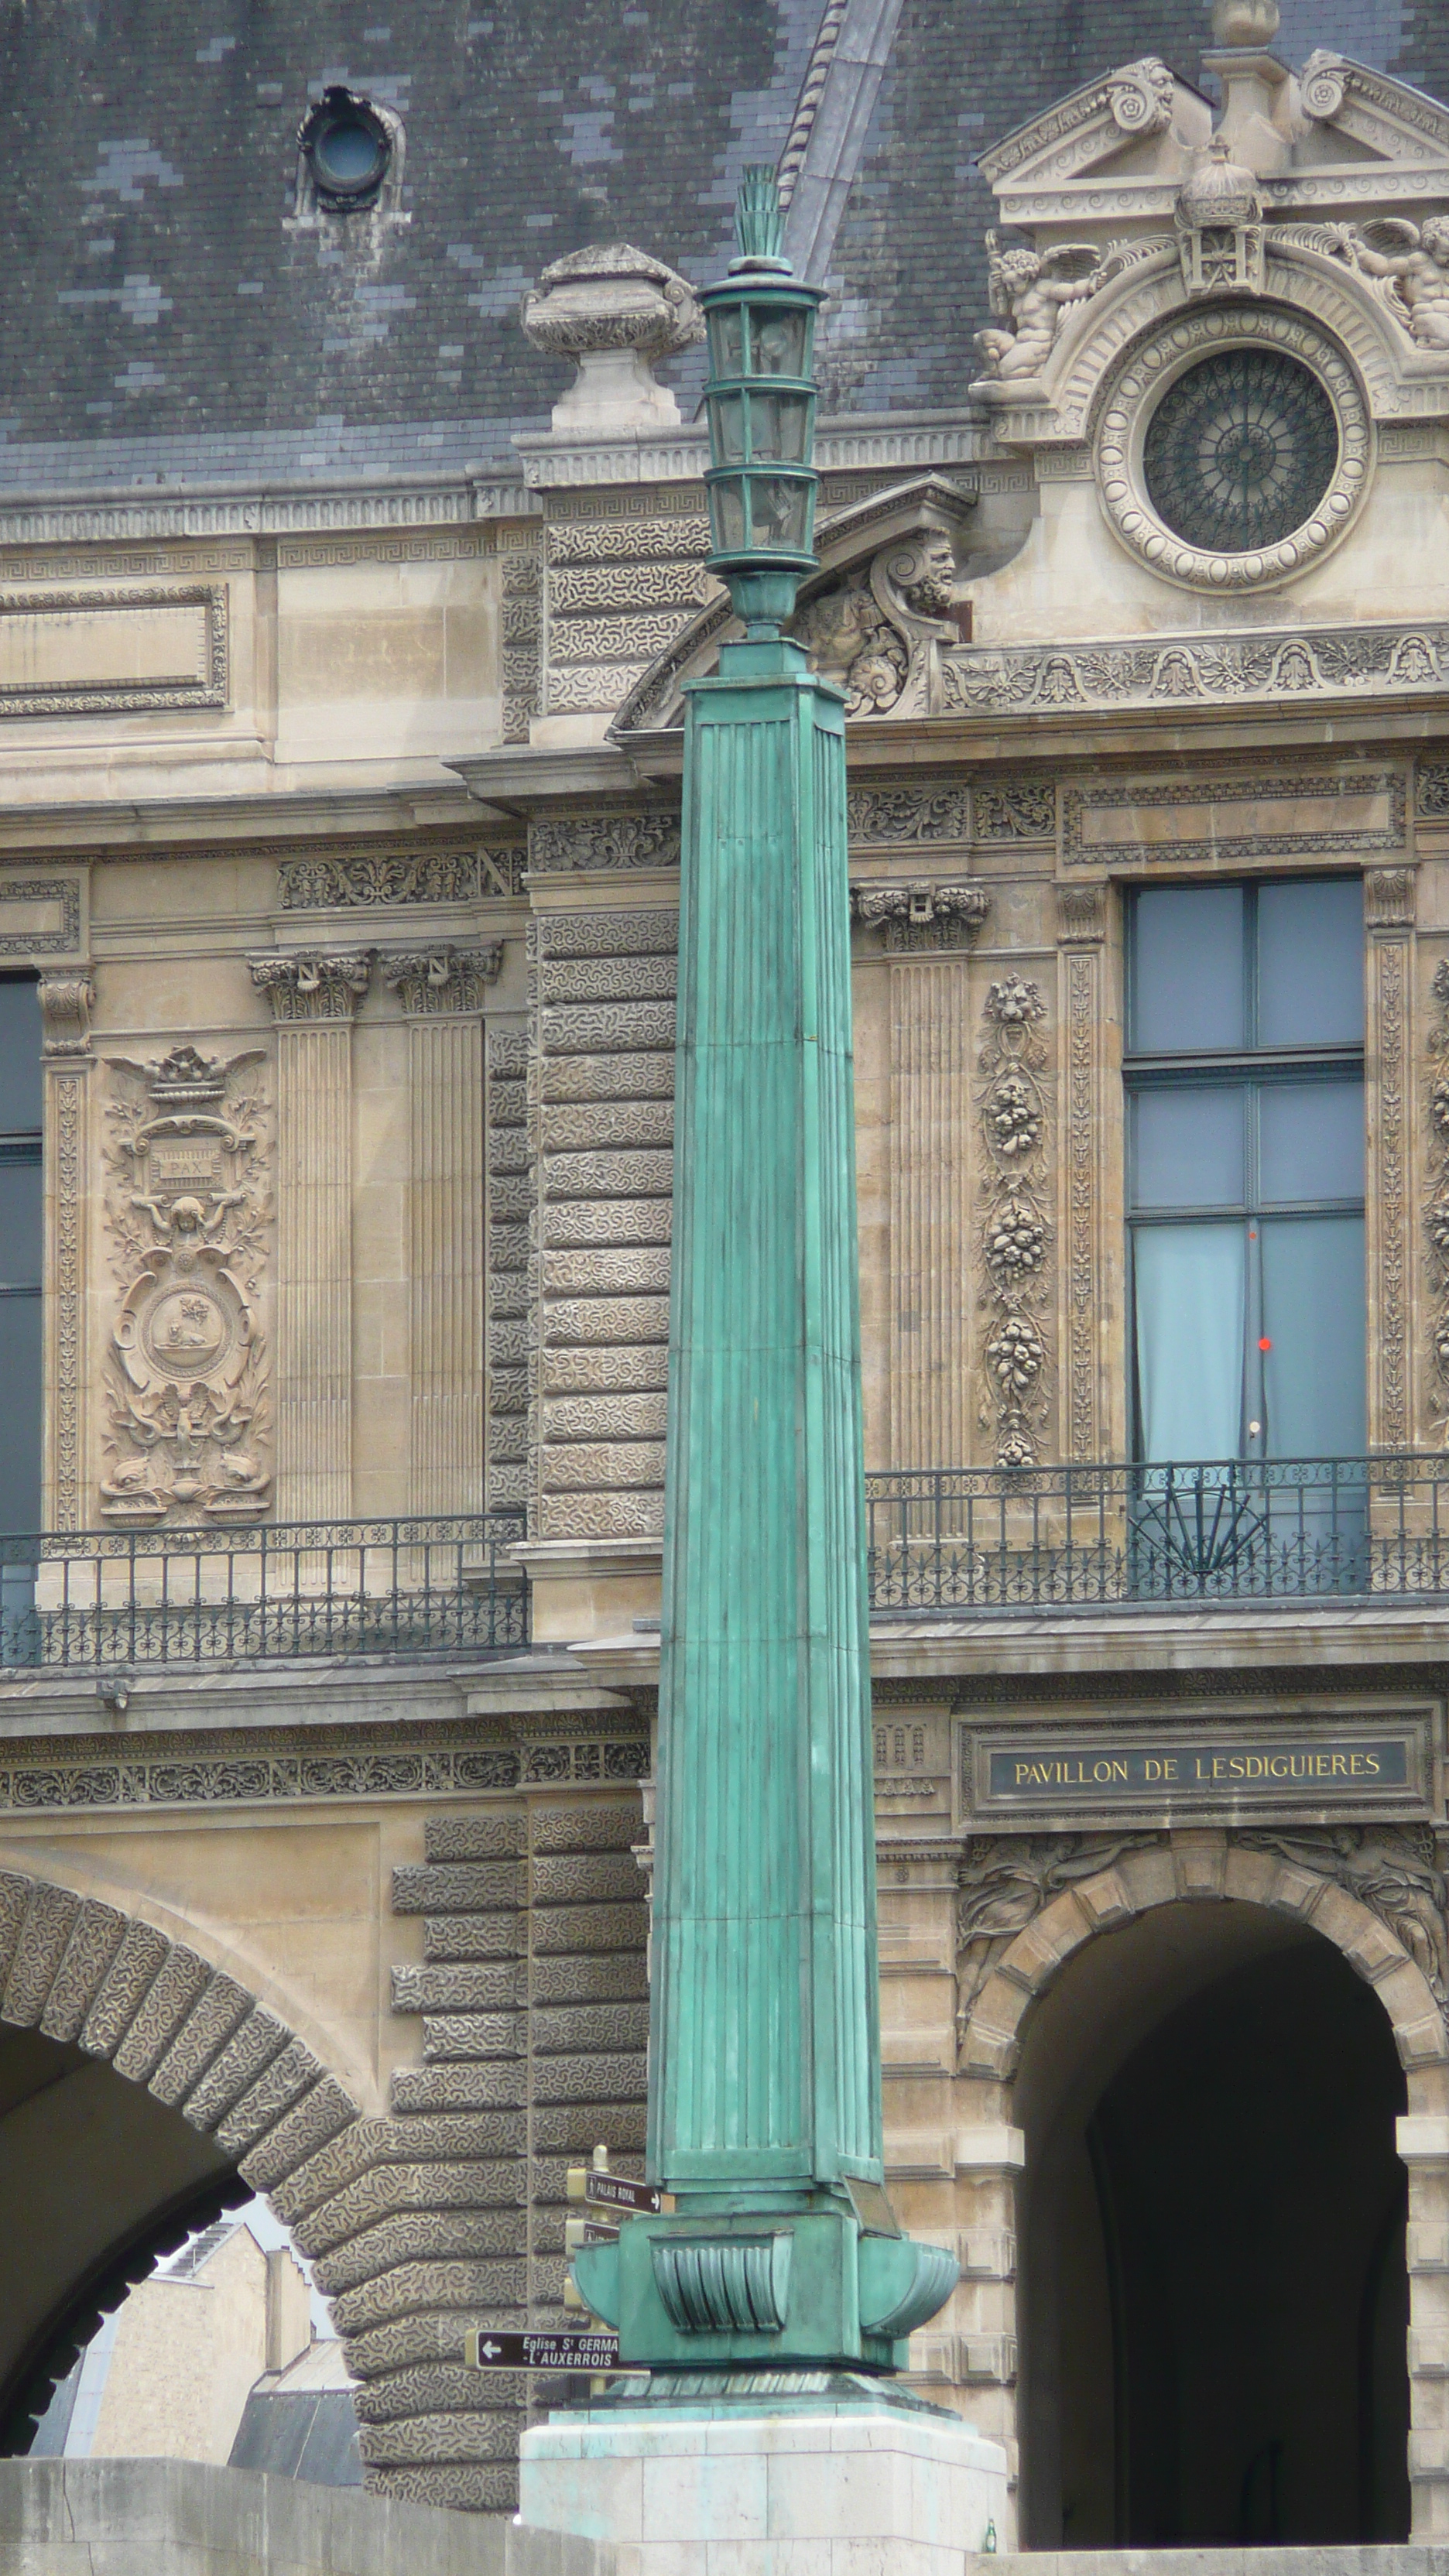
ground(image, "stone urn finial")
xmin=1210 ymin=0 xmax=1279 ymax=42
xmin=520 ymin=242 xmax=704 ymax=434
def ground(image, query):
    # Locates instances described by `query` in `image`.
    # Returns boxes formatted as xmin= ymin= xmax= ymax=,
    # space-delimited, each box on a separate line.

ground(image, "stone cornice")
xmin=0 ymin=474 xmax=537 ymax=550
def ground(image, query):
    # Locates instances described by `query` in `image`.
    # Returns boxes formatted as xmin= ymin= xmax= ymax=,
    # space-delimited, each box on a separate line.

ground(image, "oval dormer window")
xmin=302 ymin=90 xmax=392 ymax=209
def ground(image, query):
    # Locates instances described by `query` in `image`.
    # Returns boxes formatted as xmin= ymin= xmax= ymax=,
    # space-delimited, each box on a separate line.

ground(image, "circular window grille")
xmin=303 ymin=91 xmax=392 ymax=208
xmin=1142 ymin=348 xmax=1339 ymax=553
xmin=1095 ymin=308 xmax=1372 ymax=591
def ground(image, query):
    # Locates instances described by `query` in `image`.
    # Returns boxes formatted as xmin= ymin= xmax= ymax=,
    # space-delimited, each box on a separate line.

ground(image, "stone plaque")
xmin=964 ymin=1708 xmax=1435 ymax=1823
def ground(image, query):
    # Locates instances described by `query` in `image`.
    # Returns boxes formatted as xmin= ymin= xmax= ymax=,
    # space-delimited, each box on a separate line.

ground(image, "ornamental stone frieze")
xmin=99 ymin=1045 xmax=270 ymax=1526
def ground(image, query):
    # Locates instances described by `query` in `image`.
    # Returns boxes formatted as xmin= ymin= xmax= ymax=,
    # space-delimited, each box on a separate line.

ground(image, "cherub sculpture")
xmin=1343 ymin=218 xmax=1449 ymax=350
xmin=975 ymin=231 xmax=1104 ymax=380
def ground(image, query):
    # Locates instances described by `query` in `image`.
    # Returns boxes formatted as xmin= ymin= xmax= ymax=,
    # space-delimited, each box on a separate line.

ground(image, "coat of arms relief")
xmin=101 ymin=1046 xmax=270 ymax=1525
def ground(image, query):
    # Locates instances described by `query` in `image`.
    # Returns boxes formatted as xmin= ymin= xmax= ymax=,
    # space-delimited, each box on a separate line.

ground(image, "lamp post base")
xmin=519 ymin=2378 xmax=1009 ymax=2576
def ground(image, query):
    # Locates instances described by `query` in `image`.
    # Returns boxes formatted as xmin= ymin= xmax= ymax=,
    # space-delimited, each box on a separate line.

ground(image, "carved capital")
xmin=248 ymin=951 xmax=372 ymax=1023
xmin=1366 ymin=865 xmax=1417 ymax=930
xmin=38 ymin=972 xmax=94 ymax=1060
xmin=382 ymin=944 xmax=503 ymax=1016
xmin=851 ymin=881 xmax=990 ymax=952
xmin=1055 ymin=883 xmax=1108 ymax=944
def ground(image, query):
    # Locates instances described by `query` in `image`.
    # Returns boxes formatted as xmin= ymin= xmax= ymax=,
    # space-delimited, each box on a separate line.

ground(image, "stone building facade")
xmin=0 ymin=0 xmax=1448 ymax=2553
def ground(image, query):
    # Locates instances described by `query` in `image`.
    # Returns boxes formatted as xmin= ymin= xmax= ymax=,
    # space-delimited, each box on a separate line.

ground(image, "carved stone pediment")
xmin=611 ymin=474 xmax=976 ymax=737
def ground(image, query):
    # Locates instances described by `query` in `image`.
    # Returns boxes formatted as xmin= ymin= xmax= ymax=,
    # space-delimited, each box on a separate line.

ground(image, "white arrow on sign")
xmin=480 ymin=2341 xmax=502 ymax=2360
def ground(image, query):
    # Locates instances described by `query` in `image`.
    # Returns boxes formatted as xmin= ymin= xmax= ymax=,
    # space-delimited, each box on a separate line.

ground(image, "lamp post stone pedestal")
xmin=518 ymin=172 xmax=1008 ymax=2573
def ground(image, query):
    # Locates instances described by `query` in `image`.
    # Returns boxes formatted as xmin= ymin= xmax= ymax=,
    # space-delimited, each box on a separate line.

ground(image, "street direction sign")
xmin=464 ymin=2328 xmax=621 ymax=2371
xmin=572 ymin=2170 xmax=666 ymax=2215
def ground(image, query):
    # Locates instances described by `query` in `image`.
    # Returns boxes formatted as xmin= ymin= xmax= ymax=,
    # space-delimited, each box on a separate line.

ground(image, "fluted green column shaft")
xmin=650 ymin=635 xmax=881 ymax=2203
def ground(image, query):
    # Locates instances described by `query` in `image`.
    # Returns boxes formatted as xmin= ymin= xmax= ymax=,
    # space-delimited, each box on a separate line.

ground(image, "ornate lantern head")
xmin=701 ymin=167 xmax=825 ymax=632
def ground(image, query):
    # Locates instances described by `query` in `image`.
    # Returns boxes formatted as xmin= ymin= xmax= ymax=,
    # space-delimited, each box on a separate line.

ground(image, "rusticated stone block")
xmin=543 ymin=1185 xmax=673 ymax=1246
xmin=540 ymin=999 xmax=675 ymax=1054
xmin=365 ymin=2462 xmax=519 ymax=2513
xmin=239 ymin=2074 xmax=358 ymax=2193
xmin=39 ymin=1901 xmax=127 ymax=2043
xmin=149 ymin=1974 xmax=252 ymax=2108
xmin=297 ymin=2160 xmax=527 ymax=2257
xmin=423 ymin=1916 xmax=524 ymax=1963
xmin=543 ymin=1442 xmax=667 ymax=1492
xmin=543 ymin=1149 xmax=673 ymax=1201
xmin=351 ymin=2363 xmax=511 ymax=2420
xmin=0 ymin=1872 xmax=35 ymax=1989
xmin=330 ymin=2256 xmax=527 ymax=2338
xmin=392 ymin=1862 xmax=524 ymax=1916
xmin=532 ymin=2051 xmax=647 ymax=2105
xmin=313 ymin=2208 xmax=529 ymax=2297
xmin=2 ymin=1883 xmax=80 ymax=2028
xmin=392 ymin=2064 xmax=527 ymax=2114
xmin=214 ymin=2037 xmax=322 ymax=2155
xmin=543 ymin=1049 xmax=674 ymax=1105
xmin=360 ymin=2411 xmax=519 ymax=2465
xmin=79 ymin=1917 xmax=169 ymax=2059
xmin=112 ymin=1945 xmax=211 ymax=2084
xmin=531 ymin=1953 xmax=648 ymax=2006
xmin=532 ymin=2103 xmax=646 ymax=2154
xmin=392 ymin=1964 xmax=526 ymax=2015
xmin=424 ymin=1817 xmax=524 ymax=1862
xmin=542 ymin=1107 xmax=673 ymax=1160
xmin=543 ymin=1249 xmax=671 ymax=1297
xmin=539 ymin=906 xmax=679 ymax=960
xmin=532 ymin=1901 xmax=647 ymax=1954
xmin=542 ymin=1296 xmax=670 ymax=1348
xmin=532 ymin=1805 xmax=642 ymax=1855
xmin=533 ymin=1853 xmax=644 ymax=1903
xmin=542 ymin=1338 xmax=667 ymax=1389
xmin=342 ymin=2316 xmax=525 ymax=2389
xmin=543 ymin=1393 xmax=668 ymax=1443
xmin=182 ymin=2006 xmax=291 ymax=2132
xmin=422 ymin=2012 xmax=525 ymax=2061
xmin=533 ymin=2003 xmax=649 ymax=2055
xmin=275 ymin=2112 xmax=529 ymax=2226
xmin=541 ymin=956 xmax=677 ymax=1005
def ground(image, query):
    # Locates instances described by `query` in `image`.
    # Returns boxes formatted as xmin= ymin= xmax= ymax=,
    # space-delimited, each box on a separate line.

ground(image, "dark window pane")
xmin=1261 ymin=1216 xmax=1365 ymax=1456
xmin=1257 ymin=879 xmax=1363 ymax=1046
xmin=1259 ymin=1080 xmax=1364 ymax=1204
xmin=0 ymin=1158 xmax=41 ymax=1290
xmin=0 ymin=1293 xmax=40 ymax=1532
xmin=1134 ymin=1222 xmax=1245 ymax=1461
xmin=1132 ymin=887 xmax=1245 ymax=1053
xmin=0 ymin=983 xmax=40 ymax=1135
xmin=1132 ymin=1087 xmax=1245 ymax=1209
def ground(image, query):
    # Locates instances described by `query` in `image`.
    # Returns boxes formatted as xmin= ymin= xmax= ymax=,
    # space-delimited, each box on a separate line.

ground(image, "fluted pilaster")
xmin=250 ymin=953 xmax=371 ymax=1521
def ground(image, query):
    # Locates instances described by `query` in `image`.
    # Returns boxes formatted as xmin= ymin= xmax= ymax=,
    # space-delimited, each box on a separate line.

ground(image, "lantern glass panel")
xmin=750 ymin=476 xmax=810 ymax=551
xmin=748 ymin=391 xmax=810 ymax=462
xmin=707 ymin=307 xmax=745 ymax=378
xmin=751 ymin=307 xmax=808 ymax=376
xmin=710 ymin=478 xmax=749 ymax=553
xmin=708 ymin=394 xmax=748 ymax=464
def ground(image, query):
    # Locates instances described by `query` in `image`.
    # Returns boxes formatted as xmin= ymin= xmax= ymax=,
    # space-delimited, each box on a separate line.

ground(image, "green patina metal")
xmin=572 ymin=170 xmax=955 ymax=2383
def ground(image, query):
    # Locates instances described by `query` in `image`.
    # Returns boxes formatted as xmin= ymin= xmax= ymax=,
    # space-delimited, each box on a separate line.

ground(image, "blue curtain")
xmin=1135 ymin=1224 xmax=1245 ymax=1462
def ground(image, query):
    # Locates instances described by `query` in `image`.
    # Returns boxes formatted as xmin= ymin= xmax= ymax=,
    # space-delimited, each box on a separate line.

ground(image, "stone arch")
xmin=960 ymin=1831 xmax=1446 ymax=2084
xmin=952 ymin=1828 xmax=1449 ymax=2541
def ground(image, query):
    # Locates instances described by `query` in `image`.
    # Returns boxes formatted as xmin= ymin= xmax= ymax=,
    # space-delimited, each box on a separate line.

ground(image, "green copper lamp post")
xmin=574 ymin=171 xmax=956 ymax=2385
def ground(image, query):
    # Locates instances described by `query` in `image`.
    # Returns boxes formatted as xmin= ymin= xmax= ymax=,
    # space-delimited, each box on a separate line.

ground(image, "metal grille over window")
xmin=1142 ymin=349 xmax=1341 ymax=554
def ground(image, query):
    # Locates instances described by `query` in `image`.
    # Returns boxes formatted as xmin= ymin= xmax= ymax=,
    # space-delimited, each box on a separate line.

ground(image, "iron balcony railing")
xmin=865 ymin=1456 xmax=1449 ymax=1614
xmin=0 ymin=1512 xmax=528 ymax=1674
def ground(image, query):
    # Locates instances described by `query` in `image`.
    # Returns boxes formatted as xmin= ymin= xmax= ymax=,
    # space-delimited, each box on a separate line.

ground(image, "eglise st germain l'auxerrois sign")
xmin=963 ymin=1708 xmax=1438 ymax=1823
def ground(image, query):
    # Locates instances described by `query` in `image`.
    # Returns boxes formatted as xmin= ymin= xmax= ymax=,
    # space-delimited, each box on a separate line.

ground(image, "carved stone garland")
xmin=100 ymin=1045 xmax=270 ymax=1525
xmin=977 ymin=974 xmax=1053 ymax=1468
xmin=1427 ymin=955 xmax=1449 ymax=1439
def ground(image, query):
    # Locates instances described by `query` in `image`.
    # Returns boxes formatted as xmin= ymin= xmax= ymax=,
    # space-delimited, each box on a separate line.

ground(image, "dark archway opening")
xmin=1019 ymin=1907 xmax=1410 ymax=2545
xmin=0 ymin=2023 xmax=240 ymax=2451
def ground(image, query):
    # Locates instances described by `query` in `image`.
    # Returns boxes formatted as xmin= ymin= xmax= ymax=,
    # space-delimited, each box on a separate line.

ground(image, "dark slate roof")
xmin=0 ymin=0 xmax=1440 ymax=491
